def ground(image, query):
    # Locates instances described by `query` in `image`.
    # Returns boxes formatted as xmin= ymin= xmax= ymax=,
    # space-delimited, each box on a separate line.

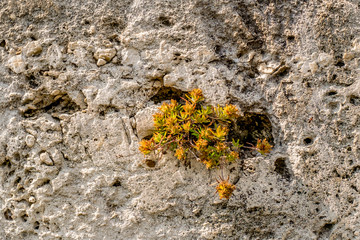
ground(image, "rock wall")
xmin=1 ymin=0 xmax=360 ymax=239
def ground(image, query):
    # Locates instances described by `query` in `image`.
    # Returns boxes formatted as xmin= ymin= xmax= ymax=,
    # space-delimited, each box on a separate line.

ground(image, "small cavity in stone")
xmin=150 ymin=87 xmax=188 ymax=104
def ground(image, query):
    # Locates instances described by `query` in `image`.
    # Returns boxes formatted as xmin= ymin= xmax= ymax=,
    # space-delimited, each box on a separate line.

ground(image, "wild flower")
xmin=139 ymin=88 xmax=272 ymax=199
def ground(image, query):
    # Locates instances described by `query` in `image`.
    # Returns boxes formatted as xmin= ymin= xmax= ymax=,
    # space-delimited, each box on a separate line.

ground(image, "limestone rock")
xmin=96 ymin=58 xmax=106 ymax=66
xmin=7 ymin=55 xmax=26 ymax=73
xmin=135 ymin=105 xmax=159 ymax=140
xmin=94 ymin=48 xmax=116 ymax=62
xmin=39 ymin=152 xmax=54 ymax=166
xmin=25 ymin=134 xmax=35 ymax=147
xmin=24 ymin=41 xmax=42 ymax=57
xmin=1 ymin=0 xmax=360 ymax=239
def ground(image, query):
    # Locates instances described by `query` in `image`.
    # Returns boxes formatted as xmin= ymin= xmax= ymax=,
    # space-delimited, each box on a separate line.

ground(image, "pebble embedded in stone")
xmin=25 ymin=135 xmax=36 ymax=147
xmin=94 ymin=48 xmax=116 ymax=62
xmin=24 ymin=41 xmax=42 ymax=57
xmin=7 ymin=55 xmax=26 ymax=74
xmin=39 ymin=152 xmax=54 ymax=166
xmin=97 ymin=58 xmax=107 ymax=66
xmin=29 ymin=196 xmax=36 ymax=203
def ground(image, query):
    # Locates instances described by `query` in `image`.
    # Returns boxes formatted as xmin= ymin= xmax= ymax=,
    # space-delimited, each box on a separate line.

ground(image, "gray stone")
xmin=1 ymin=0 xmax=360 ymax=239
xmin=7 ymin=55 xmax=26 ymax=73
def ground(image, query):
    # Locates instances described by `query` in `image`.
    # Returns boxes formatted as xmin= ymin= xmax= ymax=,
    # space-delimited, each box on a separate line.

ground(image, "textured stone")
xmin=7 ymin=55 xmax=26 ymax=73
xmin=1 ymin=0 xmax=360 ymax=239
xmin=39 ymin=152 xmax=54 ymax=166
xmin=94 ymin=48 xmax=116 ymax=62
xmin=135 ymin=105 xmax=159 ymax=140
xmin=25 ymin=134 xmax=35 ymax=147
xmin=24 ymin=41 xmax=42 ymax=57
xmin=96 ymin=58 xmax=107 ymax=66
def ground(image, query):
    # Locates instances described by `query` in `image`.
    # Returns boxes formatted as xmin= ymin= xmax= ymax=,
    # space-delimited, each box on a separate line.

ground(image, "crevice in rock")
xmin=34 ymin=221 xmax=40 ymax=230
xmin=0 ymin=40 xmax=5 ymax=47
xmin=158 ymin=16 xmax=172 ymax=27
xmin=97 ymin=106 xmax=120 ymax=119
xmin=112 ymin=179 xmax=122 ymax=187
xmin=335 ymin=60 xmax=345 ymax=67
xmin=349 ymin=95 xmax=360 ymax=106
xmin=303 ymin=137 xmax=313 ymax=145
xmin=274 ymin=158 xmax=291 ymax=181
xmin=326 ymin=90 xmax=337 ymax=96
xmin=150 ymin=87 xmax=188 ymax=104
xmin=22 ymin=93 xmax=84 ymax=118
xmin=318 ymin=223 xmax=335 ymax=239
xmin=25 ymin=74 xmax=41 ymax=89
xmin=144 ymin=159 xmax=156 ymax=168
xmin=228 ymin=112 xmax=274 ymax=148
xmin=4 ymin=209 xmax=13 ymax=220
xmin=121 ymin=118 xmax=131 ymax=145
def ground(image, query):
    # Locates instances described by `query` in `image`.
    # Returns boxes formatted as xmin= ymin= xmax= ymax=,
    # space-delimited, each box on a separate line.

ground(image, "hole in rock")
xmin=23 ymin=93 xmax=82 ymax=118
xmin=214 ymin=45 xmax=224 ymax=57
xmin=8 ymin=170 xmax=15 ymax=177
xmin=112 ymin=180 xmax=121 ymax=187
xmin=335 ymin=61 xmax=345 ymax=67
xmin=303 ymin=137 xmax=313 ymax=145
xmin=228 ymin=112 xmax=274 ymax=148
xmin=14 ymin=176 xmax=21 ymax=184
xmin=1 ymin=160 xmax=11 ymax=168
xmin=349 ymin=95 xmax=360 ymax=106
xmin=150 ymin=87 xmax=188 ymax=104
xmin=327 ymin=91 xmax=337 ymax=96
xmin=13 ymin=153 xmax=20 ymax=161
xmin=34 ymin=221 xmax=40 ymax=230
xmin=159 ymin=16 xmax=172 ymax=26
xmin=0 ymin=40 xmax=5 ymax=47
xmin=21 ymin=214 xmax=28 ymax=222
xmin=18 ymin=187 xmax=25 ymax=194
xmin=248 ymin=38 xmax=264 ymax=50
xmin=26 ymin=75 xmax=40 ymax=89
xmin=145 ymin=159 xmax=156 ymax=168
xmin=274 ymin=158 xmax=291 ymax=180
xmin=4 ymin=209 xmax=12 ymax=220
xmin=41 ymin=179 xmax=50 ymax=186
xmin=142 ymin=135 xmax=152 ymax=141
xmin=319 ymin=223 xmax=335 ymax=238
xmin=287 ymin=36 xmax=295 ymax=41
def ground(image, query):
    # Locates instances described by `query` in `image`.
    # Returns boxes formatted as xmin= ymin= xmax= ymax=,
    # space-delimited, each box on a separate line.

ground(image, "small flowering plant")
xmin=139 ymin=89 xmax=272 ymax=199
xmin=215 ymin=176 xmax=236 ymax=200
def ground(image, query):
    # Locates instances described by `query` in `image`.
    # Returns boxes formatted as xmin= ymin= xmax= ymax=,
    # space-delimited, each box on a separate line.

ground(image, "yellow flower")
xmin=175 ymin=146 xmax=187 ymax=160
xmin=139 ymin=139 xmax=154 ymax=155
xmin=213 ymin=125 xmax=228 ymax=141
xmin=223 ymin=104 xmax=239 ymax=118
xmin=195 ymin=138 xmax=208 ymax=150
xmin=215 ymin=176 xmax=236 ymax=200
xmin=186 ymin=88 xmax=204 ymax=103
xmin=256 ymin=139 xmax=273 ymax=155
xmin=182 ymin=121 xmax=191 ymax=132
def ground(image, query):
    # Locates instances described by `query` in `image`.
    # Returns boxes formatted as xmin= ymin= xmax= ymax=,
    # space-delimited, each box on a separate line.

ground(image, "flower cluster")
xmin=139 ymin=89 xmax=240 ymax=169
xmin=139 ymin=88 xmax=272 ymax=200
xmin=215 ymin=176 xmax=236 ymax=200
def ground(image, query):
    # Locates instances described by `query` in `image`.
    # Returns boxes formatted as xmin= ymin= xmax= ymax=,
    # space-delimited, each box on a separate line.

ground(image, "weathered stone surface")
xmin=94 ymin=48 xmax=117 ymax=62
xmin=1 ymin=0 xmax=360 ymax=239
xmin=7 ymin=55 xmax=26 ymax=73
xmin=135 ymin=105 xmax=159 ymax=140
xmin=24 ymin=41 xmax=42 ymax=57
